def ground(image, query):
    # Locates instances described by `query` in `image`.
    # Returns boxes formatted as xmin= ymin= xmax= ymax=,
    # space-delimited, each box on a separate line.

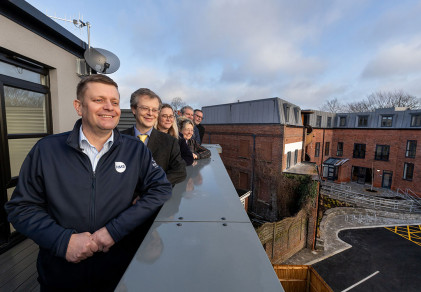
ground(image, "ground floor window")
xmin=286 ymin=151 xmax=291 ymax=169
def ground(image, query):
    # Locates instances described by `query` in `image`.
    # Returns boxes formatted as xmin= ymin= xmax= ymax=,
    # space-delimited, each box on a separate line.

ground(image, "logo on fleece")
xmin=115 ymin=162 xmax=126 ymax=173
xmin=151 ymin=158 xmax=159 ymax=169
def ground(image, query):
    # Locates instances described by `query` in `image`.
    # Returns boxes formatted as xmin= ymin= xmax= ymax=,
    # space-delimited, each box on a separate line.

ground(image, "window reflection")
xmin=0 ymin=60 xmax=47 ymax=85
xmin=5 ymin=86 xmax=47 ymax=134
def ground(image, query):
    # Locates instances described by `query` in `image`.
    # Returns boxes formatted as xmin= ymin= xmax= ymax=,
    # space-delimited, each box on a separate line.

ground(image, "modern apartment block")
xmin=304 ymin=107 xmax=421 ymax=195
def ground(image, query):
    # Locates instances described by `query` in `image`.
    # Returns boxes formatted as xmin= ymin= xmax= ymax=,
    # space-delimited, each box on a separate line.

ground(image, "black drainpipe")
xmin=250 ymin=134 xmax=256 ymax=212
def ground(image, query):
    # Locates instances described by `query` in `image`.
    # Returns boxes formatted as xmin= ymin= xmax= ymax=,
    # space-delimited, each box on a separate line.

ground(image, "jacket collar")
xmin=67 ymin=118 xmax=122 ymax=150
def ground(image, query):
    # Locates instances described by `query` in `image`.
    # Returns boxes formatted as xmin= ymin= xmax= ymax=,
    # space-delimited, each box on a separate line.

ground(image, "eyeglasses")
xmin=194 ymin=114 xmax=203 ymax=119
xmin=137 ymin=106 xmax=160 ymax=115
xmin=161 ymin=114 xmax=175 ymax=120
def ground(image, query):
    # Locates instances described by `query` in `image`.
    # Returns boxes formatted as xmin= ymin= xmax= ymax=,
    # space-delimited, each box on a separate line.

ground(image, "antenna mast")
xmin=47 ymin=12 xmax=91 ymax=48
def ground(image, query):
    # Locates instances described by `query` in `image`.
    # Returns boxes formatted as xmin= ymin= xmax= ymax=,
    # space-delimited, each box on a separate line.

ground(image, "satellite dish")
xmin=84 ymin=47 xmax=120 ymax=74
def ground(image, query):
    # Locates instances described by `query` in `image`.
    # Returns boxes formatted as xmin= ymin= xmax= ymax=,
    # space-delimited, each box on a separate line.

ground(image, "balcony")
xmin=1 ymin=147 xmax=283 ymax=291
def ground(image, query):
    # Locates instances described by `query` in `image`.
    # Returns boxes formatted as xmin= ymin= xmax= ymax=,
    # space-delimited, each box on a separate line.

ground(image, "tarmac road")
xmin=312 ymin=226 xmax=421 ymax=292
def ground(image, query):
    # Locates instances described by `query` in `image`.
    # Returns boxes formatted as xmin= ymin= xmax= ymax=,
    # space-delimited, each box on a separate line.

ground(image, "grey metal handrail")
xmin=321 ymin=183 xmax=421 ymax=214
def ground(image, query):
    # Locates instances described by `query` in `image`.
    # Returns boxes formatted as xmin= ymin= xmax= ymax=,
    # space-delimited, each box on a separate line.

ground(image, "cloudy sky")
xmin=27 ymin=0 xmax=421 ymax=110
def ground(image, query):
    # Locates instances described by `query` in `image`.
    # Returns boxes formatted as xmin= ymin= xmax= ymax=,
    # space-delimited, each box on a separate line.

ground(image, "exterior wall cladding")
xmin=203 ymin=124 xmax=304 ymax=221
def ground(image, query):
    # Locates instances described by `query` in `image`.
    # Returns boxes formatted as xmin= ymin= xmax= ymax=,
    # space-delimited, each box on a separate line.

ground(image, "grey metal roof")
xmin=305 ymin=107 xmax=421 ymax=129
xmin=334 ymin=107 xmax=421 ymax=129
xmin=117 ymin=148 xmax=284 ymax=291
xmin=202 ymin=97 xmax=302 ymax=126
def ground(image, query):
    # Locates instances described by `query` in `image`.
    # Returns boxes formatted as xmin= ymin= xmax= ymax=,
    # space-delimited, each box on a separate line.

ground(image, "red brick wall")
xmin=203 ymin=124 xmax=287 ymax=220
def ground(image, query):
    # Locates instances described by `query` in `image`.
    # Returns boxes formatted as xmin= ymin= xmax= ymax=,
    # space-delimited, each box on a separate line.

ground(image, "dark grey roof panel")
xmin=306 ymin=107 xmax=421 ymax=129
xmin=202 ymin=97 xmax=302 ymax=125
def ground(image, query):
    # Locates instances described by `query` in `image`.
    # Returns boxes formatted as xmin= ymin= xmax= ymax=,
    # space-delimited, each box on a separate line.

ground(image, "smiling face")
xmin=73 ymin=82 xmax=120 ymax=139
xmin=158 ymin=107 xmax=175 ymax=132
xmin=181 ymin=123 xmax=194 ymax=140
xmin=132 ymin=95 xmax=160 ymax=133
xmin=193 ymin=111 xmax=203 ymax=125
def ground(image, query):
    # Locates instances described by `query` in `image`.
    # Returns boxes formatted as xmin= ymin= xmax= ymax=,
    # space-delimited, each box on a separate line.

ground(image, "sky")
xmin=26 ymin=0 xmax=421 ymax=110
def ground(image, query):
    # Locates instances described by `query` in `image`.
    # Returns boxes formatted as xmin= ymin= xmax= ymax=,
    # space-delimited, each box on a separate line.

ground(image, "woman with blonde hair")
xmin=156 ymin=104 xmax=193 ymax=166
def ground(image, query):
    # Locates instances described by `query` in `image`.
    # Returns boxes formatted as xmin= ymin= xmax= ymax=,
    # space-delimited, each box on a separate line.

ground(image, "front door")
xmin=357 ymin=167 xmax=366 ymax=184
xmin=382 ymin=171 xmax=393 ymax=189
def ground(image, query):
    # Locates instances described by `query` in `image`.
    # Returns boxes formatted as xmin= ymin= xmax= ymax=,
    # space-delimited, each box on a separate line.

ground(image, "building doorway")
xmin=382 ymin=171 xmax=393 ymax=189
xmin=351 ymin=166 xmax=372 ymax=184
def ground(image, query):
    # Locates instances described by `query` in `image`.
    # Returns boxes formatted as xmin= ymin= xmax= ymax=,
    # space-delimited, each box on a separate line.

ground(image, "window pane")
xmin=8 ymin=138 xmax=40 ymax=177
xmin=0 ymin=60 xmax=47 ymax=85
xmin=5 ymin=86 xmax=47 ymax=134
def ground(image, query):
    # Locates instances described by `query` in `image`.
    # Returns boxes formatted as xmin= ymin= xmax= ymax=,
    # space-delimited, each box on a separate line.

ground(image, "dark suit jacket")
xmin=121 ymin=127 xmax=187 ymax=185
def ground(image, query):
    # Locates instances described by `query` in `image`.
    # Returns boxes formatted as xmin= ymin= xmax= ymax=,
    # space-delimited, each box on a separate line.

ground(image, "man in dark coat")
xmin=121 ymin=88 xmax=186 ymax=186
xmin=194 ymin=109 xmax=205 ymax=143
xmin=5 ymin=75 xmax=172 ymax=291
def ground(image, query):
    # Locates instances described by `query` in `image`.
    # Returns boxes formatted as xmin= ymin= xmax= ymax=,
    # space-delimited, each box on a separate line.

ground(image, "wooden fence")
xmin=273 ymin=265 xmax=333 ymax=292
xmin=256 ymin=210 xmax=308 ymax=263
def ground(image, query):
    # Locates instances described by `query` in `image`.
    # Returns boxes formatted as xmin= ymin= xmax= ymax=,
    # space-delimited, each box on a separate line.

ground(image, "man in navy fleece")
xmin=5 ymin=74 xmax=172 ymax=291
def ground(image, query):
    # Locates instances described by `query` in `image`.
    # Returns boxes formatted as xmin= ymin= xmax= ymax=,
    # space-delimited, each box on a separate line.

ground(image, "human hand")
xmin=92 ymin=227 xmax=115 ymax=252
xmin=132 ymin=195 xmax=140 ymax=205
xmin=192 ymin=160 xmax=198 ymax=167
xmin=66 ymin=232 xmax=98 ymax=263
xmin=193 ymin=153 xmax=198 ymax=159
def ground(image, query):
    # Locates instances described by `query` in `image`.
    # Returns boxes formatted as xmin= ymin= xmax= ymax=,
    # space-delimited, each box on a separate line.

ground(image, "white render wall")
xmin=0 ymin=14 xmax=81 ymax=133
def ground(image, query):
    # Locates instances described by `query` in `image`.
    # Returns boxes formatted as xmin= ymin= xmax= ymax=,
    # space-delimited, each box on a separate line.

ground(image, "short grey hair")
xmin=130 ymin=88 xmax=162 ymax=109
xmin=180 ymin=105 xmax=193 ymax=114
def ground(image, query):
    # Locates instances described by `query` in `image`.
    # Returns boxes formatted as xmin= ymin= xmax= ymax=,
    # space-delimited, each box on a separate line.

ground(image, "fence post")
xmin=272 ymin=223 xmax=276 ymax=260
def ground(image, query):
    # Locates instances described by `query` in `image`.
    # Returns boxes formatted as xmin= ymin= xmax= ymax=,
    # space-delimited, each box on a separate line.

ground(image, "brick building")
xmin=202 ymin=100 xmax=421 ymax=221
xmin=202 ymin=98 xmax=308 ymax=221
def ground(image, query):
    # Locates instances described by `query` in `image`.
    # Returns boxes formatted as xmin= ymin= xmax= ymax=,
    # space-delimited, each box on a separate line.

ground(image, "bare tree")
xmin=320 ymin=98 xmax=344 ymax=113
xmin=344 ymin=90 xmax=420 ymax=112
xmin=322 ymin=90 xmax=420 ymax=113
xmin=366 ymin=90 xmax=420 ymax=109
xmin=170 ymin=97 xmax=186 ymax=111
xmin=4 ymin=87 xmax=45 ymax=107
xmin=345 ymin=100 xmax=371 ymax=113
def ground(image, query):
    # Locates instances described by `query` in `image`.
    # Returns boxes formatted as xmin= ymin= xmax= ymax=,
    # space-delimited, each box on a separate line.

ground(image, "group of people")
xmin=5 ymin=75 xmax=211 ymax=291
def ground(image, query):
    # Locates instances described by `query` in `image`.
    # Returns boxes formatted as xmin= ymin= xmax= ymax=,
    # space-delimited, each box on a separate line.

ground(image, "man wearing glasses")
xmin=194 ymin=109 xmax=205 ymax=144
xmin=122 ymin=88 xmax=186 ymax=186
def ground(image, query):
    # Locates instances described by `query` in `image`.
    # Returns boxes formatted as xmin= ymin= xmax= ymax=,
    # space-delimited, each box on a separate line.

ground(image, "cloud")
xmin=361 ymin=39 xmax=421 ymax=78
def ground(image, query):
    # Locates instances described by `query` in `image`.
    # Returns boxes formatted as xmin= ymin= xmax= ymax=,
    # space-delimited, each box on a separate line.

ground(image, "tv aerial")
xmin=47 ymin=13 xmax=120 ymax=75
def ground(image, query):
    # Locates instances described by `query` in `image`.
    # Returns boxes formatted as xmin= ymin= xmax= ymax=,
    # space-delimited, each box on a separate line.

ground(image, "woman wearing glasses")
xmin=156 ymin=104 xmax=194 ymax=166
xmin=177 ymin=117 xmax=211 ymax=160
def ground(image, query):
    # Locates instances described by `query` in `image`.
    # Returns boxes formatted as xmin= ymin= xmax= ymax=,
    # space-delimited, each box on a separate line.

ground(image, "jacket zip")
xmin=90 ymin=171 xmax=96 ymax=232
